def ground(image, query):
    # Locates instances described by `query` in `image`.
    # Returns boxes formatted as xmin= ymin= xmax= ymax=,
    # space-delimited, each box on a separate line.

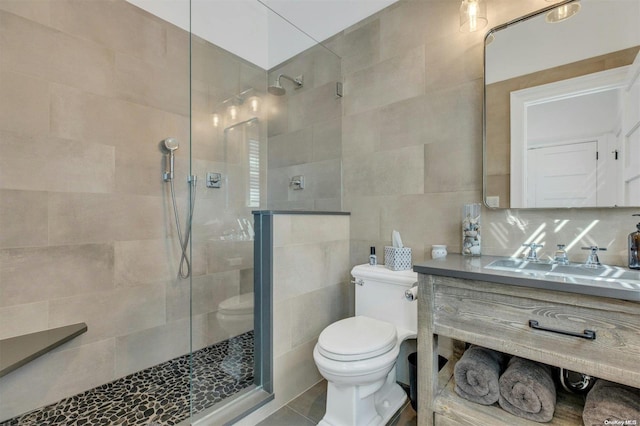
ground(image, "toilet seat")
xmin=317 ymin=316 xmax=397 ymax=362
xmin=218 ymin=293 xmax=254 ymax=316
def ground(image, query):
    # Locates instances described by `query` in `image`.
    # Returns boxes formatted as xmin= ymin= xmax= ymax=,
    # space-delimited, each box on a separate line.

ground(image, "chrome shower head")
xmin=162 ymin=137 xmax=179 ymax=153
xmin=161 ymin=137 xmax=179 ymax=181
xmin=268 ymin=74 xmax=303 ymax=96
xmin=268 ymin=80 xmax=285 ymax=96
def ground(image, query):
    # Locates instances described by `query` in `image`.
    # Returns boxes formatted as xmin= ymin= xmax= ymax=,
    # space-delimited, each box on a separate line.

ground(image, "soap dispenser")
xmin=629 ymin=214 xmax=640 ymax=270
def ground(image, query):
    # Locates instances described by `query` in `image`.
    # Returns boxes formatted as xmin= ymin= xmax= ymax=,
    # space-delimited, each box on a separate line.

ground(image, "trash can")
xmin=408 ymin=352 xmax=418 ymax=411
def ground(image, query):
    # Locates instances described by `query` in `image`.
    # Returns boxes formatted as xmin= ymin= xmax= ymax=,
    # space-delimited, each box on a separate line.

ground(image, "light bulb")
xmin=228 ymin=105 xmax=238 ymax=120
xmin=468 ymin=1 xmax=478 ymax=32
xmin=248 ymin=96 xmax=260 ymax=113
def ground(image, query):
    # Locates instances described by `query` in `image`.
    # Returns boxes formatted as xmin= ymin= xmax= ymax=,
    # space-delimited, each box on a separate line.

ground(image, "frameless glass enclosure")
xmin=0 ymin=0 xmax=340 ymax=424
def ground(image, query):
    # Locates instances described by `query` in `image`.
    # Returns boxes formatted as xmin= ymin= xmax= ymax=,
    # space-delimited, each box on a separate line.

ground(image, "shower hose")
xmin=169 ymin=176 xmax=197 ymax=279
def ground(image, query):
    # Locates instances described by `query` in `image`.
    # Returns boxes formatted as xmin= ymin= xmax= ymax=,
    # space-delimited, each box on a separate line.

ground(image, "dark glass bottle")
xmin=628 ymin=214 xmax=640 ymax=270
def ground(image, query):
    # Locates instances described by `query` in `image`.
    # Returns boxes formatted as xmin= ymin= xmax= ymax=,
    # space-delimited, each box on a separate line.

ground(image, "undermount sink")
xmin=485 ymin=258 xmax=640 ymax=284
xmin=486 ymin=258 xmax=554 ymax=272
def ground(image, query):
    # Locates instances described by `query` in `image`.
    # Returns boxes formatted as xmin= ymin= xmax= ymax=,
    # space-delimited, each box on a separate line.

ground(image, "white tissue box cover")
xmin=384 ymin=246 xmax=412 ymax=271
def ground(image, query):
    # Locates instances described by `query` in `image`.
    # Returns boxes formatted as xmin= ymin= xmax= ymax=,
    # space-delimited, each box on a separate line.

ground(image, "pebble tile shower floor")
xmin=1 ymin=331 xmax=254 ymax=426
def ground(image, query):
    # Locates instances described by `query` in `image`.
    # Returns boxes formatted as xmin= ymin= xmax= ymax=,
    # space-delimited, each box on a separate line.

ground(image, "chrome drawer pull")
xmin=528 ymin=320 xmax=596 ymax=340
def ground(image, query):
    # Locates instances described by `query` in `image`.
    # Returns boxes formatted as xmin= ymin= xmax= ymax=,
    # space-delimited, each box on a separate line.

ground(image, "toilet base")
xmin=317 ymin=373 xmax=407 ymax=426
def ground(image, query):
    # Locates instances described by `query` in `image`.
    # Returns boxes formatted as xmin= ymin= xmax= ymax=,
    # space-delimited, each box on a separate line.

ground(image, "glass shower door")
xmin=187 ymin=4 xmax=267 ymax=419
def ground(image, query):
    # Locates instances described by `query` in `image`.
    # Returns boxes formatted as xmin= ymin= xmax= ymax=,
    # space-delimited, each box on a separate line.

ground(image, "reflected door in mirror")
xmin=483 ymin=0 xmax=640 ymax=209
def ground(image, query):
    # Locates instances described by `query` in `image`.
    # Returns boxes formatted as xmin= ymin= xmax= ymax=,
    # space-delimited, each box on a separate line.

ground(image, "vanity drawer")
xmin=431 ymin=277 xmax=640 ymax=387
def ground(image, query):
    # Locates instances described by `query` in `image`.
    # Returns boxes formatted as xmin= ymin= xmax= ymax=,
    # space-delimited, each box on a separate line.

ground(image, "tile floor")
xmin=2 ymin=332 xmax=255 ymax=426
xmin=256 ymin=381 xmax=417 ymax=426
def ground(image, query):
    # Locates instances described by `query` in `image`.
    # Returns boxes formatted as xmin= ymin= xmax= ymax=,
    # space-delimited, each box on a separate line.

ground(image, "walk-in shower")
xmin=0 ymin=0 xmax=339 ymax=423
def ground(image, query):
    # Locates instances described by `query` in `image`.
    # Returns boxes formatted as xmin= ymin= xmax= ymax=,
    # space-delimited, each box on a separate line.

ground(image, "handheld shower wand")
xmin=162 ymin=137 xmax=179 ymax=181
xmin=161 ymin=137 xmax=196 ymax=279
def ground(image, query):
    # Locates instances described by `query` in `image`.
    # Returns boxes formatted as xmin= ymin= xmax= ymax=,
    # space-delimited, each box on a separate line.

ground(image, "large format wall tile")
xmin=0 ymin=244 xmax=114 ymax=307
xmin=268 ymin=128 xmax=313 ymax=169
xmin=49 ymin=83 xmax=189 ymax=150
xmin=114 ymin=319 xmax=189 ymax=378
xmin=114 ymin=239 xmax=181 ymax=287
xmin=48 ymin=283 xmax=166 ymax=346
xmin=290 ymin=283 xmax=348 ymax=348
xmin=379 ymin=0 xmax=457 ymax=62
xmin=287 ymin=82 xmax=342 ymax=133
xmin=343 ymin=145 xmax=424 ymax=197
xmin=114 ymin=52 xmax=189 ymax=116
xmin=274 ymin=214 xmax=349 ymax=247
xmin=312 ymin=117 xmax=342 ymax=162
xmin=344 ymin=46 xmax=425 ymax=116
xmin=0 ymin=189 xmax=48 ymax=249
xmin=0 ymin=0 xmax=50 ymax=26
xmin=48 ymin=193 xmax=168 ymax=244
xmin=0 ymin=338 xmax=116 ymax=421
xmin=329 ymin=19 xmax=380 ymax=76
xmin=0 ymin=131 xmax=115 ymax=194
xmin=0 ymin=10 xmax=116 ymax=97
xmin=49 ymin=0 xmax=167 ymax=66
xmin=267 ymin=159 xmax=342 ymax=209
xmin=0 ymin=70 xmax=49 ymax=137
xmin=0 ymin=301 xmax=49 ymax=340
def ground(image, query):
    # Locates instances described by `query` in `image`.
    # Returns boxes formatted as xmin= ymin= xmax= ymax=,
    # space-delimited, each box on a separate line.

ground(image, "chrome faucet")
xmin=582 ymin=246 xmax=606 ymax=268
xmin=522 ymin=243 xmax=543 ymax=262
xmin=553 ymin=244 xmax=569 ymax=265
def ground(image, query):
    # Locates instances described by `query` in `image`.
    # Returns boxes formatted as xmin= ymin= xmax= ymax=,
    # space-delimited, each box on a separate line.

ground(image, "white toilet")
xmin=216 ymin=292 xmax=254 ymax=378
xmin=216 ymin=292 xmax=254 ymax=337
xmin=313 ymin=264 xmax=418 ymax=426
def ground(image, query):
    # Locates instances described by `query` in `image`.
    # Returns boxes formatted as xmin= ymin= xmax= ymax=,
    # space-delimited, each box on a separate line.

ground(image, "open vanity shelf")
xmin=415 ymin=255 xmax=640 ymax=426
xmin=432 ymin=356 xmax=584 ymax=426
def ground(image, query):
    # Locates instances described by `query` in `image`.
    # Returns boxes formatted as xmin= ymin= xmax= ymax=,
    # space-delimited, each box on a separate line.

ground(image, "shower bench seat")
xmin=0 ymin=322 xmax=87 ymax=377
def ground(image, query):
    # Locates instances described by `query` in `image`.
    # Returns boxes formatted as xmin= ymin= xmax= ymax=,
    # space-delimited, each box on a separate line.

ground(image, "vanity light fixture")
xmin=459 ymin=0 xmax=487 ymax=33
xmin=545 ymin=2 xmax=581 ymax=23
xmin=211 ymin=88 xmax=262 ymax=127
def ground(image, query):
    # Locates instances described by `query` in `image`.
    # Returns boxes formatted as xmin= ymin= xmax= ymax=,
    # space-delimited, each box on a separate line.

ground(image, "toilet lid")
xmin=218 ymin=293 xmax=254 ymax=316
xmin=317 ymin=316 xmax=397 ymax=362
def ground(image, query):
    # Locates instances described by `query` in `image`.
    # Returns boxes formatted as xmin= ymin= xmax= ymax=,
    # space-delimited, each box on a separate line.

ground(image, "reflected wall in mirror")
xmin=484 ymin=0 xmax=640 ymax=209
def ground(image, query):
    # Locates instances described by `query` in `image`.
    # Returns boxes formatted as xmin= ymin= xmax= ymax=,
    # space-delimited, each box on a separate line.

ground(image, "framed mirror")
xmin=483 ymin=0 xmax=640 ymax=209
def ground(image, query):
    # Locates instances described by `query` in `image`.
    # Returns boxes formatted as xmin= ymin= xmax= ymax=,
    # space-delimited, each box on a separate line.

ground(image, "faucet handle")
xmin=522 ymin=243 xmax=543 ymax=261
xmin=554 ymin=244 xmax=569 ymax=265
xmin=523 ymin=243 xmax=544 ymax=249
xmin=581 ymin=246 xmax=607 ymax=252
xmin=581 ymin=246 xmax=605 ymax=268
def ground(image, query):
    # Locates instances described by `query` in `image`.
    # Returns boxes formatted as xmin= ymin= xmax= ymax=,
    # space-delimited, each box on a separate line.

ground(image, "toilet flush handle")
xmin=351 ymin=278 xmax=364 ymax=286
xmin=404 ymin=283 xmax=418 ymax=301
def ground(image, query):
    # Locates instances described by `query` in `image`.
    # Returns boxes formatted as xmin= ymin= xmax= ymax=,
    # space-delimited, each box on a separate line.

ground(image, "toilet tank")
xmin=352 ymin=264 xmax=418 ymax=334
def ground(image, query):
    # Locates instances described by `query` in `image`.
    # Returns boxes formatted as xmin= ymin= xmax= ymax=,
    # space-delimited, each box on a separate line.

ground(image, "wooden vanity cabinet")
xmin=417 ymin=274 xmax=640 ymax=426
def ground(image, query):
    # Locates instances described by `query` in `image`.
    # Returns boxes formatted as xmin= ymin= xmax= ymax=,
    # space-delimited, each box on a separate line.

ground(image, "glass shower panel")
xmin=265 ymin=14 xmax=343 ymax=211
xmin=0 ymin=0 xmax=194 ymax=424
xmin=188 ymin=1 xmax=268 ymax=420
xmin=188 ymin=0 xmax=342 ymax=423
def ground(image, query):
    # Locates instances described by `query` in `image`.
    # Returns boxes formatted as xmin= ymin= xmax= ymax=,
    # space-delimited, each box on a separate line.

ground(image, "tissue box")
xmin=384 ymin=246 xmax=412 ymax=271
